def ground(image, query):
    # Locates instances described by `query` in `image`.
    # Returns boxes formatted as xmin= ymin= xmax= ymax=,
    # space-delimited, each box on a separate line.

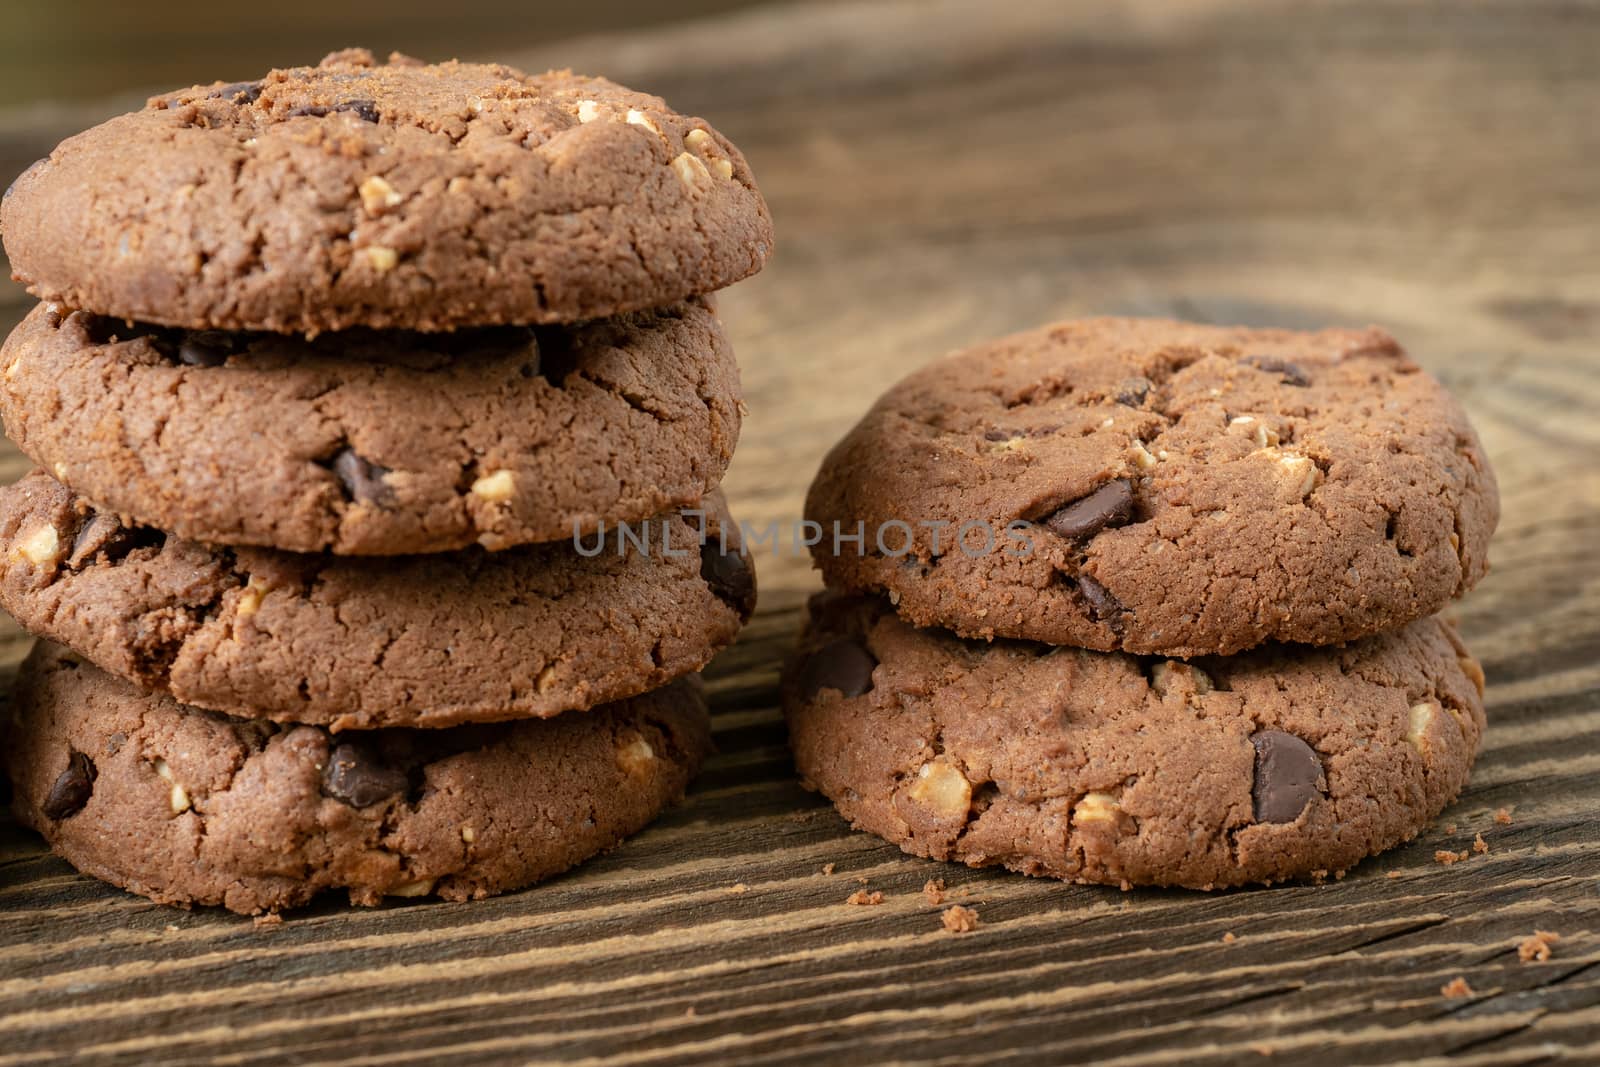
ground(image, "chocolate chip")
xmin=799 ymin=638 xmax=877 ymax=700
xmin=329 ymin=448 xmax=395 ymax=506
xmin=177 ymin=331 xmax=237 ymax=367
xmin=1250 ymin=730 xmax=1324 ymax=823
xmin=700 ymin=540 xmax=756 ymax=619
xmin=1078 ymin=574 xmax=1125 ymax=633
xmin=41 ymin=751 xmax=96 ymax=820
xmin=1043 ymin=479 xmax=1135 ymax=540
xmin=322 ymin=743 xmax=407 ymax=808
xmin=1113 ymin=377 xmax=1152 ymax=406
xmin=208 ymin=80 xmax=263 ymax=104
xmin=342 ymin=99 xmax=380 ymax=123
xmin=68 ymin=511 xmax=159 ymax=569
xmin=1243 ymin=355 xmax=1311 ymax=387
xmin=287 ymin=100 xmax=379 ymax=122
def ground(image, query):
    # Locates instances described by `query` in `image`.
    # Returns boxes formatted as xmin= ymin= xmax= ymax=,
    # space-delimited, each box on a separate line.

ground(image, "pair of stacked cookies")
xmin=0 ymin=50 xmax=771 ymax=913
xmin=787 ymin=318 xmax=1497 ymax=887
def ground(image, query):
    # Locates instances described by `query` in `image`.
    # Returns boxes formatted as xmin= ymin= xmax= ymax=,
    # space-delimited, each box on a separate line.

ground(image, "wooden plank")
xmin=2 ymin=0 xmax=1598 ymax=1062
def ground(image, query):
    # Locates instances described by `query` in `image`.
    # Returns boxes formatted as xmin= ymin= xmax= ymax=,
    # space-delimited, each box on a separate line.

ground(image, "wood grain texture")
xmin=2 ymin=0 xmax=1599 ymax=1063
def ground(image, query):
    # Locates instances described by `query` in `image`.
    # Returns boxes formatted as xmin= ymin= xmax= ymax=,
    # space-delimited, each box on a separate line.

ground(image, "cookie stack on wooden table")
xmin=0 ymin=49 xmax=770 ymax=914
xmin=786 ymin=317 xmax=1498 ymax=888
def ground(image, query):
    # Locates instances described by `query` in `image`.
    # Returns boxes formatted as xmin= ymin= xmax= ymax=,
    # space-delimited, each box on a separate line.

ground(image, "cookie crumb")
xmin=684 ymin=1005 xmax=697 ymax=1018
xmin=1248 ymin=1043 xmax=1275 ymax=1057
xmin=1386 ymin=870 xmax=1403 ymax=879
xmin=855 ymin=875 xmax=870 ymax=885
xmin=820 ymin=863 xmax=836 ymax=876
xmin=923 ymin=879 xmax=947 ymax=906
xmin=1495 ymin=808 xmax=1513 ymax=825
xmin=846 ymin=890 xmax=884 ymax=906
xmin=1222 ymin=932 xmax=1237 ymax=944
xmin=1445 ymin=823 xmax=1457 ymax=834
xmin=727 ymin=883 xmax=748 ymax=894
xmin=942 ymin=905 xmax=980 ymax=933
xmin=253 ymin=912 xmax=283 ymax=929
xmin=1440 ymin=976 xmax=1475 ymax=998
xmin=1119 ymin=879 xmax=1132 ymax=892
xmin=1434 ymin=849 xmax=1469 ymax=866
xmin=163 ymin=924 xmax=180 ymax=933
xmin=1517 ymin=930 xmax=1561 ymax=963
xmin=1473 ymin=833 xmax=1488 ymax=855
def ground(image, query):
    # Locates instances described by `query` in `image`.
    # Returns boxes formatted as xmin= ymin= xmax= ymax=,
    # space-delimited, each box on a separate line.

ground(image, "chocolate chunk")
xmin=287 ymin=100 xmax=379 ymax=122
xmin=177 ymin=331 xmax=237 ymax=367
xmin=1043 ymin=479 xmax=1135 ymax=540
xmin=700 ymin=540 xmax=756 ymax=619
xmin=330 ymin=448 xmax=395 ymax=506
xmin=208 ymin=81 xmax=263 ymax=104
xmin=1243 ymin=355 xmax=1311 ymax=387
xmin=1250 ymin=730 xmax=1324 ymax=823
xmin=1078 ymin=574 xmax=1125 ymax=633
xmin=322 ymin=742 xmax=407 ymax=807
xmin=799 ymin=638 xmax=877 ymax=700
xmin=1113 ymin=377 xmax=1153 ymax=406
xmin=68 ymin=511 xmax=158 ymax=569
xmin=41 ymin=750 xmax=96 ymax=820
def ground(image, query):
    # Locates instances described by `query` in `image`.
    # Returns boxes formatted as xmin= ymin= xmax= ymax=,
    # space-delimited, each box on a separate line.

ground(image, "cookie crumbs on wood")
xmin=1445 ymin=823 xmax=1457 ymax=834
xmin=727 ymin=883 xmax=748 ymax=894
xmin=1517 ymin=930 xmax=1561 ymax=962
xmin=942 ymin=905 xmax=980 ymax=933
xmin=923 ymin=878 xmax=947 ymax=906
xmin=846 ymin=889 xmax=884 ymax=906
xmin=1222 ymin=932 xmax=1237 ymax=944
xmin=820 ymin=863 xmax=836 ymax=876
xmin=1440 ymin=976 xmax=1475 ymax=998
xmin=253 ymin=912 xmax=284 ymax=929
xmin=1473 ymin=833 xmax=1488 ymax=854
xmin=1495 ymin=808 xmax=1513 ymax=825
xmin=1386 ymin=871 xmax=1403 ymax=879
xmin=1435 ymin=849 xmax=1469 ymax=865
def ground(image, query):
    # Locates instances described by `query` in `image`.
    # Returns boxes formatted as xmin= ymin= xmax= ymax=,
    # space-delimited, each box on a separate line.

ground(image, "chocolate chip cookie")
xmin=7 ymin=641 xmax=711 ymax=914
xmin=806 ymin=318 xmax=1497 ymax=656
xmin=0 ymin=471 xmax=756 ymax=730
xmin=1 ymin=48 xmax=772 ymax=332
xmin=1 ymin=299 xmax=740 ymax=554
xmin=785 ymin=594 xmax=1487 ymax=888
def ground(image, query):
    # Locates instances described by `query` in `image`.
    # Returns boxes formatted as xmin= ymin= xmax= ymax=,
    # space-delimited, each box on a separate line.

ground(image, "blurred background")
xmin=0 ymin=0 xmax=1594 ymax=636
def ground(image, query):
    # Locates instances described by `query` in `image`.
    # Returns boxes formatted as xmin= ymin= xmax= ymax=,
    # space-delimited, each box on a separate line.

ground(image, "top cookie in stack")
xmin=0 ymin=49 xmax=769 ymax=913
xmin=786 ymin=317 xmax=1500 ymax=889
xmin=805 ymin=318 xmax=1496 ymax=656
xmin=4 ymin=47 xmax=769 ymax=334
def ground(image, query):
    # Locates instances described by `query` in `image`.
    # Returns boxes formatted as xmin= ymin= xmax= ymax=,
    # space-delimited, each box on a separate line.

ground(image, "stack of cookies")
xmin=786 ymin=318 xmax=1497 ymax=888
xmin=0 ymin=49 xmax=770 ymax=913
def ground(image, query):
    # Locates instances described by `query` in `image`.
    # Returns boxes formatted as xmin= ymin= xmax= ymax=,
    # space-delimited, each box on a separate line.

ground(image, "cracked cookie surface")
xmin=1 ymin=48 xmax=772 ymax=332
xmin=6 ymin=641 xmax=711 ymax=914
xmin=805 ymin=317 xmax=1498 ymax=656
xmin=1 ymin=299 xmax=740 ymax=554
xmin=784 ymin=594 xmax=1486 ymax=889
xmin=0 ymin=471 xmax=755 ymax=729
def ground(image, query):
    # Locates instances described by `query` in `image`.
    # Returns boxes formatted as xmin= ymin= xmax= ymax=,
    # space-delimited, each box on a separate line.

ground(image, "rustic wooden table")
xmin=2 ymin=1 xmax=1598 ymax=1062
